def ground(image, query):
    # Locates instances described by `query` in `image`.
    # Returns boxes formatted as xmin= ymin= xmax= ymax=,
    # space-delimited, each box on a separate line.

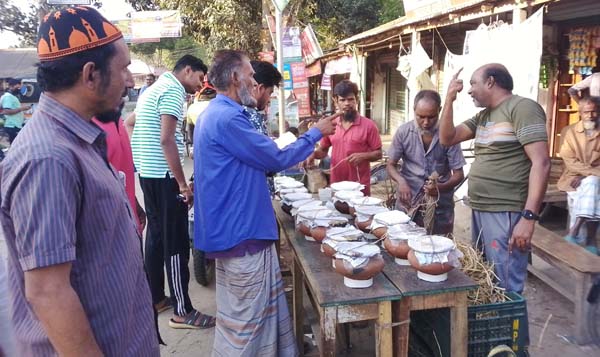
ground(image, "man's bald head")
xmin=476 ymin=63 xmax=514 ymax=92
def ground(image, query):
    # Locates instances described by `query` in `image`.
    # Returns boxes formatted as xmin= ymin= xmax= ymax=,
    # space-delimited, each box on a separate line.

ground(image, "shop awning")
xmin=0 ymin=49 xmax=38 ymax=79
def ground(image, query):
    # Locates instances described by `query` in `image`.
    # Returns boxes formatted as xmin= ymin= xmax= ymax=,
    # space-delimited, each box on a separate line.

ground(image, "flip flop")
xmin=564 ymin=235 xmax=585 ymax=245
xmin=154 ymin=297 xmax=172 ymax=314
xmin=168 ymin=309 xmax=216 ymax=330
xmin=585 ymin=245 xmax=599 ymax=255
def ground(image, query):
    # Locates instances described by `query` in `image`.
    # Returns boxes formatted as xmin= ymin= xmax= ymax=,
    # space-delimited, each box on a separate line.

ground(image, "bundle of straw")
xmin=455 ymin=241 xmax=509 ymax=305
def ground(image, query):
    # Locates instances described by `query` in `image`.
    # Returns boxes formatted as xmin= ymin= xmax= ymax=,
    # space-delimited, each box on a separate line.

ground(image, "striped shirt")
xmin=132 ymin=72 xmax=185 ymax=178
xmin=0 ymin=94 xmax=159 ymax=356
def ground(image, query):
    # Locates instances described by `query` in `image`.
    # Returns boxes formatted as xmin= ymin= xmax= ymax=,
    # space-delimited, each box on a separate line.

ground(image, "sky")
xmin=0 ymin=0 xmax=134 ymax=49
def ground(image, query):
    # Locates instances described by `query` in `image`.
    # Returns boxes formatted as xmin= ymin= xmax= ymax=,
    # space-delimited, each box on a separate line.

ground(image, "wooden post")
xmin=574 ymin=272 xmax=594 ymax=345
xmin=320 ymin=307 xmax=337 ymax=357
xmin=393 ymin=298 xmax=411 ymax=357
xmin=376 ymin=301 xmax=393 ymax=357
xmin=450 ymin=292 xmax=469 ymax=357
xmin=292 ymin=258 xmax=304 ymax=354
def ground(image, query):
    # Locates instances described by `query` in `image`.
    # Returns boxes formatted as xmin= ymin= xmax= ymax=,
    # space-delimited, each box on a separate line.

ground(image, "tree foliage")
xmin=288 ymin=0 xmax=404 ymax=51
xmin=127 ymin=0 xmax=262 ymax=58
xmin=0 ymin=0 xmax=44 ymax=47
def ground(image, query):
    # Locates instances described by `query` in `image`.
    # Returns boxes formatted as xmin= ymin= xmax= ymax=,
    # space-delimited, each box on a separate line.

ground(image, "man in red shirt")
xmin=92 ymin=101 xmax=146 ymax=234
xmin=307 ymin=80 xmax=382 ymax=195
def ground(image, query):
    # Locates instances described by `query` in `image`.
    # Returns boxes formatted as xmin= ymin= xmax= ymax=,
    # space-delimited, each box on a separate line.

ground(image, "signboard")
xmin=290 ymin=62 xmax=308 ymax=89
xmin=130 ymin=10 xmax=182 ymax=40
xmin=294 ymin=87 xmax=311 ymax=117
xmin=300 ymin=25 xmax=323 ymax=65
xmin=259 ymin=51 xmax=275 ymax=64
xmin=47 ymin=0 xmax=91 ymax=4
xmin=321 ymin=74 xmax=332 ymax=91
xmin=282 ymin=27 xmax=302 ymax=61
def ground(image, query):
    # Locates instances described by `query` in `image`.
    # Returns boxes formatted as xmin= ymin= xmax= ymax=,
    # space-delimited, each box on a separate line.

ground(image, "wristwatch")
xmin=521 ymin=209 xmax=539 ymax=221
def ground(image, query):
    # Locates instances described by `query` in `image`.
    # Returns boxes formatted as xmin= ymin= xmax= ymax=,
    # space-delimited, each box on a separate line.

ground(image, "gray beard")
xmin=238 ymin=84 xmax=257 ymax=107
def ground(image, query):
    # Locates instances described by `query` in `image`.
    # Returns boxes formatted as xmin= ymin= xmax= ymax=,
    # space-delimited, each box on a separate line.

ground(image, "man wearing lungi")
xmin=194 ymin=50 xmax=335 ymax=356
xmin=558 ymin=96 xmax=600 ymax=254
xmin=386 ymin=89 xmax=466 ymax=235
xmin=439 ymin=64 xmax=551 ymax=294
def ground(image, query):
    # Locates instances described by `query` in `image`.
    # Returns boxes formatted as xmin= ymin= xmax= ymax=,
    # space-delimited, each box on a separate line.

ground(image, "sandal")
xmin=168 ymin=309 xmax=216 ymax=330
xmin=154 ymin=297 xmax=172 ymax=314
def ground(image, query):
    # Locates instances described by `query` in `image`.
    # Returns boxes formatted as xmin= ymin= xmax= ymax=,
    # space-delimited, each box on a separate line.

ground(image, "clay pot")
xmin=384 ymin=238 xmax=410 ymax=260
xmin=407 ymin=250 xmax=454 ymax=276
xmin=334 ymin=201 xmax=350 ymax=215
xmin=355 ymin=218 xmax=373 ymax=233
xmin=282 ymin=203 xmax=293 ymax=215
xmin=334 ymin=255 xmax=385 ymax=281
xmin=297 ymin=222 xmax=311 ymax=236
xmin=310 ymin=226 xmax=327 ymax=242
xmin=372 ymin=226 xmax=388 ymax=239
xmin=322 ymin=242 xmax=337 ymax=258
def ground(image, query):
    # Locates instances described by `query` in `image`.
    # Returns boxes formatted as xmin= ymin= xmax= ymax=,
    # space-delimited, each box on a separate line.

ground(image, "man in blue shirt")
xmin=194 ymin=50 xmax=335 ymax=356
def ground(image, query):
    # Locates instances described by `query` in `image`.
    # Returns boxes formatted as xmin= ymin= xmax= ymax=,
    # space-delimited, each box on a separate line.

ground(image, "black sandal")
xmin=168 ymin=309 xmax=216 ymax=330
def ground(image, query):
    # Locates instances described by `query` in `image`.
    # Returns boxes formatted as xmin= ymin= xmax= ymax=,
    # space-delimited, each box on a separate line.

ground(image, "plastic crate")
xmin=410 ymin=292 xmax=528 ymax=357
xmin=468 ymin=292 xmax=528 ymax=357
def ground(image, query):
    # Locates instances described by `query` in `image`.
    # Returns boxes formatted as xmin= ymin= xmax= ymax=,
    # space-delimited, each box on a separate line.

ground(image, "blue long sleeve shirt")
xmin=193 ymin=94 xmax=322 ymax=252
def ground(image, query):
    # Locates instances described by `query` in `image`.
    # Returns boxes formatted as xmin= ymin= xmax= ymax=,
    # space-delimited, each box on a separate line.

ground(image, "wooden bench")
xmin=528 ymin=224 xmax=600 ymax=345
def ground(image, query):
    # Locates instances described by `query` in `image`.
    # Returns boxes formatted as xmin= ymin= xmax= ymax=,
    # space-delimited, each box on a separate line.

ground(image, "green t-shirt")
xmin=0 ymin=92 xmax=24 ymax=129
xmin=463 ymin=95 xmax=547 ymax=212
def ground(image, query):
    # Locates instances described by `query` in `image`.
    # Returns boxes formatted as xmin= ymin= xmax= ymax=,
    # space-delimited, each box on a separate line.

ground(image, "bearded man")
xmin=306 ymin=80 xmax=382 ymax=195
xmin=193 ymin=50 xmax=335 ymax=356
xmin=559 ymin=96 xmax=600 ymax=254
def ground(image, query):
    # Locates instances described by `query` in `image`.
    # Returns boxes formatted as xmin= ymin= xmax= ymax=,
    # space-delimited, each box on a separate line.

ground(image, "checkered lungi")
xmin=568 ymin=176 xmax=600 ymax=221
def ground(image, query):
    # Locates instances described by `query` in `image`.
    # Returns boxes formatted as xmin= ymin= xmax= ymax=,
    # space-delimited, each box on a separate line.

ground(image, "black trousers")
xmin=140 ymin=175 xmax=193 ymax=316
xmin=4 ymin=127 xmax=20 ymax=143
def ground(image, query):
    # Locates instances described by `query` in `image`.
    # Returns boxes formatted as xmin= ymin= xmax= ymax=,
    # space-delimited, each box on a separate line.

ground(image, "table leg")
xmin=450 ymin=292 xmax=468 ymax=357
xmin=574 ymin=272 xmax=594 ymax=345
xmin=392 ymin=298 xmax=410 ymax=357
xmin=376 ymin=301 xmax=393 ymax=357
xmin=293 ymin=257 xmax=304 ymax=354
xmin=320 ymin=306 xmax=337 ymax=357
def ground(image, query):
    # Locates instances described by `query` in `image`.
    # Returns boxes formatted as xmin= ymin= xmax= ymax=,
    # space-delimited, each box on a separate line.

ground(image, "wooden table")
xmin=274 ymin=202 xmax=477 ymax=356
xmin=381 ymin=254 xmax=477 ymax=357
xmin=275 ymin=203 xmax=401 ymax=357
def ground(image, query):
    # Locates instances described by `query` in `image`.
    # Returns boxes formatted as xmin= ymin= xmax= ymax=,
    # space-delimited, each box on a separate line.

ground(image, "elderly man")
xmin=0 ymin=7 xmax=158 ymax=355
xmin=194 ymin=50 xmax=335 ymax=356
xmin=387 ymin=90 xmax=465 ymax=235
xmin=307 ymin=80 xmax=382 ymax=195
xmin=0 ymin=78 xmax=30 ymax=143
xmin=440 ymin=64 xmax=550 ymax=294
xmin=558 ymin=96 xmax=600 ymax=254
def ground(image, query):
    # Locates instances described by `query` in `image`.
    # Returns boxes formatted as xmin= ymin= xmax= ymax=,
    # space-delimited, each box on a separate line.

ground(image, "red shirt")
xmin=92 ymin=118 xmax=141 ymax=233
xmin=320 ymin=115 xmax=382 ymax=195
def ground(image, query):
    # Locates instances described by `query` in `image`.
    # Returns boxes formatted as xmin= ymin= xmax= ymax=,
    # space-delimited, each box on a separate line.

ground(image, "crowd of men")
xmin=1 ymin=4 xmax=599 ymax=357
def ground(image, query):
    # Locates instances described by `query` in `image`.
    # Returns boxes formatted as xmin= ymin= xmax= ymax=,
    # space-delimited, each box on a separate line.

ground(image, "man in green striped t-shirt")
xmin=128 ymin=55 xmax=216 ymax=329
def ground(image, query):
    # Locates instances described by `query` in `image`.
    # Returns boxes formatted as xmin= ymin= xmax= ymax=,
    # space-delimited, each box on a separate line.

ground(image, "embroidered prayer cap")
xmin=37 ymin=6 xmax=123 ymax=62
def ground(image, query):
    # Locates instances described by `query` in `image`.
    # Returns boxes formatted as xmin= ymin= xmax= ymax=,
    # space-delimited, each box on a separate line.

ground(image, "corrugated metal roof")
xmin=0 ymin=49 xmax=38 ymax=79
xmin=340 ymin=0 xmax=489 ymax=45
xmin=545 ymin=0 xmax=600 ymax=21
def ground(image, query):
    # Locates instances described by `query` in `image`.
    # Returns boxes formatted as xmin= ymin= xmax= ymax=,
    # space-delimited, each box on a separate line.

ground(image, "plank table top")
xmin=381 ymin=253 xmax=477 ymax=297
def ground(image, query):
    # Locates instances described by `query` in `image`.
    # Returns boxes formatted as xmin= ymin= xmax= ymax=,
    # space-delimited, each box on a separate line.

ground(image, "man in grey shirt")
xmin=568 ymin=72 xmax=600 ymax=102
xmin=386 ymin=90 xmax=466 ymax=235
xmin=0 ymin=7 xmax=158 ymax=356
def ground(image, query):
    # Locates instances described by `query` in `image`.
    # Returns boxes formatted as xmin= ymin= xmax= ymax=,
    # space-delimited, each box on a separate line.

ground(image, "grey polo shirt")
xmin=0 ymin=94 xmax=159 ymax=356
